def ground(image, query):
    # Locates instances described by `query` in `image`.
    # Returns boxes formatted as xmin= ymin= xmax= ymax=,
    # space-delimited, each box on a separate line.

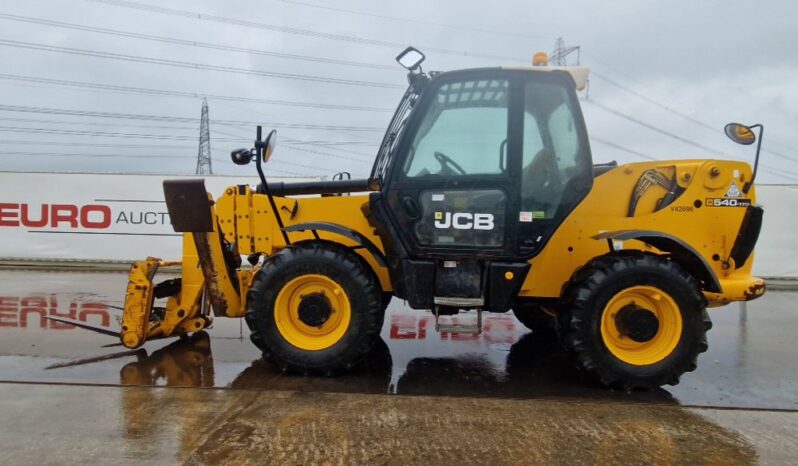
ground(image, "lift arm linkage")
xmin=119 ymin=179 xmax=257 ymax=348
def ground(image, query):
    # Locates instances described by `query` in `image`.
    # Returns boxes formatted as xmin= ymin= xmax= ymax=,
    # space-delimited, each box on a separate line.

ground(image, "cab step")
xmin=433 ymin=296 xmax=484 ymax=307
xmin=433 ymin=305 xmax=483 ymax=334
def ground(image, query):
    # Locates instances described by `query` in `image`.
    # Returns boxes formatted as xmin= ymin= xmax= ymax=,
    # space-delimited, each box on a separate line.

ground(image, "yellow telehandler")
xmin=118 ymin=47 xmax=766 ymax=388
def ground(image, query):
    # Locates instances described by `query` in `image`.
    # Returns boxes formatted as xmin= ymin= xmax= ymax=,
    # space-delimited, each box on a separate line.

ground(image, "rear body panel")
xmin=520 ymin=159 xmax=764 ymax=305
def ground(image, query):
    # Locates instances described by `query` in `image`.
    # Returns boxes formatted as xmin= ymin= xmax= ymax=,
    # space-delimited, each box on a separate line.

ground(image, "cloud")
xmin=0 ymin=0 xmax=794 ymax=183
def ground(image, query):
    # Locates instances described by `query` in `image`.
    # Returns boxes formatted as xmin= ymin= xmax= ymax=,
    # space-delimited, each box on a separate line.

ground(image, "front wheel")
xmin=559 ymin=254 xmax=711 ymax=389
xmin=245 ymin=243 xmax=384 ymax=375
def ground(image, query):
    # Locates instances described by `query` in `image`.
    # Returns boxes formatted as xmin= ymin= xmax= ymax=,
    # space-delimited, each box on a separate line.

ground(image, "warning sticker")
xmin=725 ymin=182 xmax=742 ymax=198
xmin=519 ymin=211 xmax=533 ymax=222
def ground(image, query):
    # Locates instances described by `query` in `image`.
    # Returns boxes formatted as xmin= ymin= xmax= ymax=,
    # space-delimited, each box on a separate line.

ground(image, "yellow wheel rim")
xmin=274 ymin=274 xmax=351 ymax=351
xmin=600 ymin=285 xmax=683 ymax=366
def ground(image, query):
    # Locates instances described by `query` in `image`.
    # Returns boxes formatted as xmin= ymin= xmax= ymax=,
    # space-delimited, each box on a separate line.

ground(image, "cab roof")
xmin=500 ymin=65 xmax=590 ymax=91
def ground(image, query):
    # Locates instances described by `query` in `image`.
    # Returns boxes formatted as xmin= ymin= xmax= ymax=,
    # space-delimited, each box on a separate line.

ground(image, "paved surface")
xmin=2 ymin=383 xmax=797 ymax=465
xmin=0 ymin=269 xmax=797 ymax=464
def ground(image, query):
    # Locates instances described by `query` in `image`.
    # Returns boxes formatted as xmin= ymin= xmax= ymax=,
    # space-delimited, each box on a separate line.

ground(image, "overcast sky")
xmin=0 ymin=0 xmax=796 ymax=182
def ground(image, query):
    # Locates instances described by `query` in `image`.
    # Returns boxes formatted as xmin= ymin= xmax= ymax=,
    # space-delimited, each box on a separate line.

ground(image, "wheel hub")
xmin=615 ymin=304 xmax=659 ymax=343
xmin=298 ymin=293 xmax=333 ymax=328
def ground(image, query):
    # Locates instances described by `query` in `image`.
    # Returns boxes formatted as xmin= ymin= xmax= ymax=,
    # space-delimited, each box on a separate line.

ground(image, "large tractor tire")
xmin=245 ymin=243 xmax=385 ymax=375
xmin=559 ymin=253 xmax=711 ymax=389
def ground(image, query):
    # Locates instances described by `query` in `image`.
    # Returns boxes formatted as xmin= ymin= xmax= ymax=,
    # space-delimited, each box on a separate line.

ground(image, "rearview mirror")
xmin=396 ymin=46 xmax=425 ymax=71
xmin=724 ymin=123 xmax=756 ymax=146
xmin=261 ymin=129 xmax=277 ymax=162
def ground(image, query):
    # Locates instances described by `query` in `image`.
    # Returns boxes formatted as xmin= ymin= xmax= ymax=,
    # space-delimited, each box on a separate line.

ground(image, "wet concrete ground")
xmin=1 ymin=269 xmax=797 ymax=464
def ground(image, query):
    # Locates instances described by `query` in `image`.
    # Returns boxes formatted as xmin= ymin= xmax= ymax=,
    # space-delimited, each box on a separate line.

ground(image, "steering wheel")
xmin=434 ymin=151 xmax=467 ymax=176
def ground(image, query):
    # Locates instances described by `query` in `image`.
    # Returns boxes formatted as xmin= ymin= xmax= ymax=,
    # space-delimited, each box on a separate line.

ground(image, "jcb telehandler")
xmin=120 ymin=47 xmax=765 ymax=389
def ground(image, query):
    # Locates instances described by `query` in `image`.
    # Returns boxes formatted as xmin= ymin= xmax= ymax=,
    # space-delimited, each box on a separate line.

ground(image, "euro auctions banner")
xmin=0 ymin=172 xmax=317 ymax=262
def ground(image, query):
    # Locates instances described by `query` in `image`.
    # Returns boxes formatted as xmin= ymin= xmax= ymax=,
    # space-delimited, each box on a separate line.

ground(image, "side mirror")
xmin=724 ymin=123 xmax=756 ymax=145
xmin=261 ymin=129 xmax=277 ymax=162
xmin=230 ymin=148 xmax=253 ymax=165
xmin=724 ymin=122 xmax=764 ymax=194
xmin=396 ymin=46 xmax=425 ymax=71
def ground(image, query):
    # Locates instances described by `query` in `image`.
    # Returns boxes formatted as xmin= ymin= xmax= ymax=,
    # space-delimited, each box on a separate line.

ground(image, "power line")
xmin=0 ymin=151 xmax=308 ymax=176
xmin=0 ymin=39 xmax=404 ymax=89
xmin=0 ymin=74 xmax=393 ymax=112
xmin=272 ymin=0 xmax=553 ymax=40
xmin=0 ymin=104 xmax=385 ymax=132
xmin=0 ymin=115 xmax=198 ymax=132
xmin=87 ymin=0 xmax=523 ymax=62
xmin=0 ymin=125 xmax=238 ymax=141
xmin=591 ymin=71 xmax=798 ymax=165
xmin=590 ymin=136 xmax=656 ymax=161
xmin=591 ymin=138 xmax=798 ymax=182
xmin=281 ymin=144 xmax=374 ymax=164
xmin=0 ymin=124 xmax=375 ymax=150
xmin=587 ymin=101 xmax=720 ymax=154
xmin=0 ymin=140 xmax=194 ymax=150
xmin=0 ymin=115 xmax=385 ymax=141
xmin=0 ymin=150 xmax=334 ymax=176
xmin=587 ymin=100 xmax=798 ymax=180
xmin=0 ymin=13 xmax=396 ymax=72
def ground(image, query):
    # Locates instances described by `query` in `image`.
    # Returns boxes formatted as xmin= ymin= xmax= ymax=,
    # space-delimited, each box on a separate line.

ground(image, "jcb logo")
xmin=434 ymin=212 xmax=494 ymax=230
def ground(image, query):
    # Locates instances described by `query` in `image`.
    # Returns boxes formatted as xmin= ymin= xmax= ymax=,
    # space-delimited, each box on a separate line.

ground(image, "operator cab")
xmin=366 ymin=47 xmax=594 ymax=320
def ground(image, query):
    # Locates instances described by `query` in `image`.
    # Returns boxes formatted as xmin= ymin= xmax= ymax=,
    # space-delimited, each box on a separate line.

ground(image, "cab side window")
xmin=520 ymin=81 xmax=585 ymax=219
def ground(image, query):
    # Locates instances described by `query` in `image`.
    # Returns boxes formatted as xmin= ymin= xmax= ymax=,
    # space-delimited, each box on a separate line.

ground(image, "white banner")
xmin=0 ymin=172 xmax=317 ymax=262
xmin=752 ymin=185 xmax=798 ymax=278
xmin=0 ymin=173 xmax=795 ymax=277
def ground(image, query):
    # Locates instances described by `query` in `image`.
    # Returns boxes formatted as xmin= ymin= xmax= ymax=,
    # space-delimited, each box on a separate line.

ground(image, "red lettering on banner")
xmin=51 ymin=205 xmax=79 ymax=228
xmin=21 ymin=204 xmax=48 ymax=228
xmin=0 ymin=294 xmax=111 ymax=330
xmin=20 ymin=296 xmax=48 ymax=327
xmin=483 ymin=316 xmax=517 ymax=345
xmin=48 ymin=300 xmax=78 ymax=329
xmin=79 ymin=302 xmax=110 ymax=326
xmin=0 ymin=296 xmax=19 ymax=327
xmin=80 ymin=205 xmax=111 ymax=229
xmin=0 ymin=203 xmax=113 ymax=229
xmin=444 ymin=317 xmax=480 ymax=341
xmin=0 ymin=203 xmax=19 ymax=227
xmin=417 ymin=316 xmax=428 ymax=339
xmin=390 ymin=315 xmax=417 ymax=339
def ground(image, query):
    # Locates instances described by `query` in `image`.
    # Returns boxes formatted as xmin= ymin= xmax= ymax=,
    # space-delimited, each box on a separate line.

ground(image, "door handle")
xmin=401 ymin=196 xmax=420 ymax=219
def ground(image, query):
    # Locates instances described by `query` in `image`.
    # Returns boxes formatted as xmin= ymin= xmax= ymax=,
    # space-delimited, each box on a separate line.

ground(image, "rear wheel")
xmin=559 ymin=253 xmax=711 ymax=389
xmin=245 ymin=243 xmax=384 ymax=375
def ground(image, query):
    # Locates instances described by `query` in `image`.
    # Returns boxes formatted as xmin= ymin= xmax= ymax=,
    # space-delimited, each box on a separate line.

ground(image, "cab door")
xmin=516 ymin=74 xmax=593 ymax=256
xmin=383 ymin=70 xmax=519 ymax=259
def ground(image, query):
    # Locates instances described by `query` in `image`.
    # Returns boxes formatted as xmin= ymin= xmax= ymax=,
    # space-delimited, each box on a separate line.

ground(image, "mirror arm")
xmin=743 ymin=124 xmax=763 ymax=194
xmin=254 ymin=125 xmax=290 ymax=245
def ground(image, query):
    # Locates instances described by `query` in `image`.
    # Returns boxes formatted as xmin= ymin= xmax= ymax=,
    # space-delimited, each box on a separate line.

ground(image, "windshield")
xmin=370 ymin=84 xmax=420 ymax=184
xmin=402 ymin=78 xmax=509 ymax=178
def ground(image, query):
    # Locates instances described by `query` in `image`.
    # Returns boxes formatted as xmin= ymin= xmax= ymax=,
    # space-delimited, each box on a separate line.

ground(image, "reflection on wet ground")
xmin=1 ymin=270 xmax=796 ymax=410
xmin=9 ymin=382 xmax=794 ymax=465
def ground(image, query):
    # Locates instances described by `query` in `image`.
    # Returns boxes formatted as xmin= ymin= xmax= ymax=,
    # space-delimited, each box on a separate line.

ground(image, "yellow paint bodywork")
xmin=208 ymin=159 xmax=763 ymax=308
xmin=520 ymin=159 xmax=764 ymax=305
xmin=214 ymin=187 xmax=392 ymax=291
xmin=121 ymin=158 xmax=764 ymax=347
